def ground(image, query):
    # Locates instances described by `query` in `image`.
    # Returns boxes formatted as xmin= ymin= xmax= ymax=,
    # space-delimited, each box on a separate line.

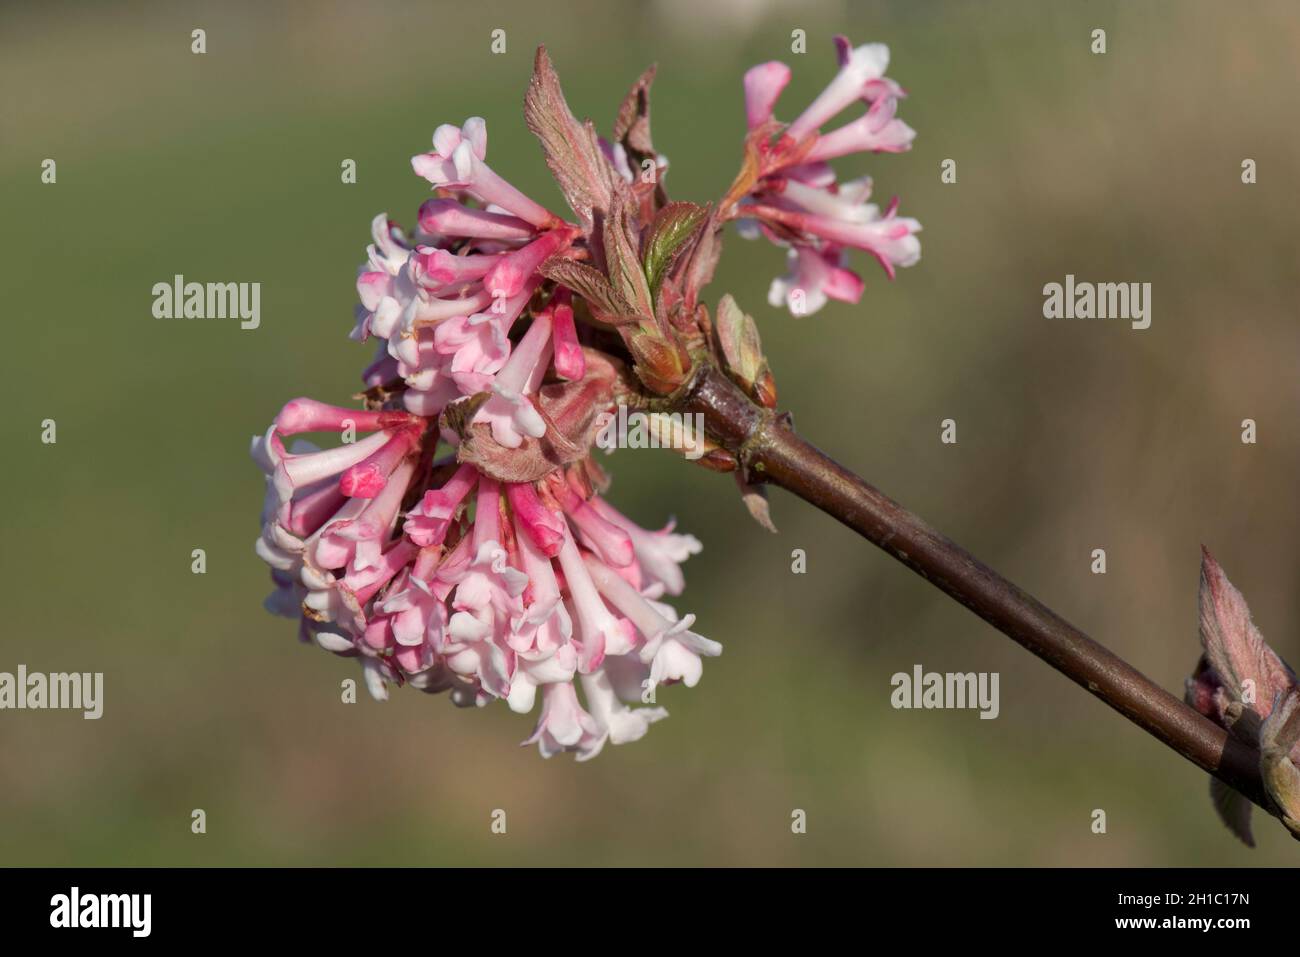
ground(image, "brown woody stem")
xmin=676 ymin=363 xmax=1276 ymax=817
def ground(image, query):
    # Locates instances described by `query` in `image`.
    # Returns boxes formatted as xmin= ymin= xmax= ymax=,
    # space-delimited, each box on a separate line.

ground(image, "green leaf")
xmin=643 ymin=201 xmax=707 ymax=296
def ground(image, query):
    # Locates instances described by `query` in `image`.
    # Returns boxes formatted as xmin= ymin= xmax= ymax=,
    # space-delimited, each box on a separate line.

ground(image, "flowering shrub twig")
xmin=249 ymin=35 xmax=1296 ymax=843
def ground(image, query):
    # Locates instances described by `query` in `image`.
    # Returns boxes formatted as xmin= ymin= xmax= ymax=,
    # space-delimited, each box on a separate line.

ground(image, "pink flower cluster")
xmin=252 ymin=118 xmax=718 ymax=759
xmin=738 ymin=36 xmax=922 ymax=317
xmin=351 ymin=118 xmax=585 ymax=420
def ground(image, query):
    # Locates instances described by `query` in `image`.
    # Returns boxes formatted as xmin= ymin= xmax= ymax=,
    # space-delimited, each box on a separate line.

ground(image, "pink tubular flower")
xmin=579 ymin=668 xmax=668 ymax=753
xmin=768 ymin=245 xmax=865 ymax=317
xmin=482 ymin=228 xmax=574 ymax=300
xmin=412 ymin=119 xmax=561 ymax=229
xmin=804 ymin=95 xmax=916 ymax=161
xmin=506 ymin=482 xmax=566 ymax=556
xmin=313 ymin=460 xmax=415 ymax=572
xmin=583 ymin=554 xmax=720 ymax=689
xmin=547 ymin=472 xmax=634 ymax=570
xmin=786 ymin=39 xmax=899 ymax=142
xmin=743 ymin=61 xmax=792 ymax=129
xmin=555 ymin=529 xmax=635 ymax=670
xmin=524 ymin=682 xmax=604 ymax=759
xmin=751 ymin=195 xmax=922 ymax=280
xmin=417 ymin=198 xmax=538 ymax=242
xmin=547 ymin=290 xmax=584 ymax=380
xmin=734 ymin=35 xmax=921 ymax=315
xmin=586 ymin=497 xmax=701 ymax=596
xmin=405 ymin=463 xmax=476 ymax=547
xmin=264 ymin=400 xmax=424 ymax=506
xmin=471 ymin=304 xmax=553 ymax=448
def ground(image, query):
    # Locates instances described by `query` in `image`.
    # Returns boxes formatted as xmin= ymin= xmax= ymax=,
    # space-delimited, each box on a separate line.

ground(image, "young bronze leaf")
xmin=627 ymin=330 xmax=686 ymax=394
xmin=524 ymin=46 xmax=615 ymax=227
xmin=602 ymin=188 xmax=655 ymax=320
xmin=614 ymin=63 xmax=658 ymax=168
xmin=537 ymin=255 xmax=633 ymax=320
xmin=714 ymin=293 xmax=769 ymax=395
xmin=1198 ymin=547 xmax=1296 ymax=715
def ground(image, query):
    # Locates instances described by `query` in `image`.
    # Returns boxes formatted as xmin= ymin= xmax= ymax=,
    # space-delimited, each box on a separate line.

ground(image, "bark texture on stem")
xmin=678 ymin=363 xmax=1276 ymax=818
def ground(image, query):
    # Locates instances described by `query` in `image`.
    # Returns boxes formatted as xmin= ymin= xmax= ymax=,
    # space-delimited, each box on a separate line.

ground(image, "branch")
xmin=677 ymin=363 xmax=1278 ymax=819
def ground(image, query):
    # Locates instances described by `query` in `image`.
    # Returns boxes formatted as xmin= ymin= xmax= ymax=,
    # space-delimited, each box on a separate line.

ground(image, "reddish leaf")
xmin=613 ymin=63 xmax=657 ymax=162
xmin=537 ymin=255 xmax=632 ymax=320
xmin=453 ymin=352 xmax=618 ymax=484
xmin=602 ymin=188 xmax=655 ymax=322
xmin=524 ymin=46 xmax=616 ymax=227
xmin=1198 ymin=547 xmax=1295 ymax=719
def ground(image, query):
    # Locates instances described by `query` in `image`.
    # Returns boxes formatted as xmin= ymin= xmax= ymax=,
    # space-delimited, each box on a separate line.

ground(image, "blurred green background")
xmin=2 ymin=0 xmax=1297 ymax=865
